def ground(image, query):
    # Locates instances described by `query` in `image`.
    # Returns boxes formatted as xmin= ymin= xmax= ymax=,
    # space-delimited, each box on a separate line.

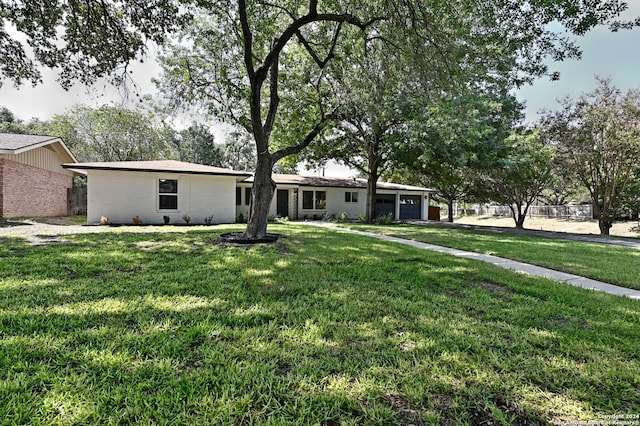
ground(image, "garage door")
xmin=375 ymin=194 xmax=396 ymax=218
xmin=399 ymin=195 xmax=422 ymax=219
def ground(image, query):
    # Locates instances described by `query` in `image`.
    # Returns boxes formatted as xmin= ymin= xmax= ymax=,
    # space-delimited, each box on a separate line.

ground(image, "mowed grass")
xmin=339 ymin=223 xmax=640 ymax=291
xmin=1 ymin=223 xmax=639 ymax=425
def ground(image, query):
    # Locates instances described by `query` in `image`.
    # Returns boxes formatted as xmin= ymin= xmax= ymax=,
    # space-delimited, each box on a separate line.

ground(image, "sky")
xmin=1 ymin=4 xmax=639 ymax=177
xmin=517 ymin=2 xmax=640 ymax=124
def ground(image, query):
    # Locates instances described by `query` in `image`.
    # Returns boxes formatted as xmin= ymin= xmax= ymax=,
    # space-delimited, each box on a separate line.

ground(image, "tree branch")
xmin=271 ymin=112 xmax=344 ymax=163
xmin=294 ymin=21 xmax=343 ymax=69
xmin=256 ymin=12 xmax=384 ymax=82
xmin=238 ymin=0 xmax=255 ymax=78
xmin=263 ymin=50 xmax=279 ymax=137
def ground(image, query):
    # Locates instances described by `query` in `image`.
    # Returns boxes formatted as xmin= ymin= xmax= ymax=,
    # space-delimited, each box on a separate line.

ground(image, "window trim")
xmin=302 ymin=190 xmax=314 ymax=210
xmin=302 ymin=190 xmax=327 ymax=210
xmin=314 ymin=191 xmax=326 ymax=210
xmin=158 ymin=178 xmax=179 ymax=211
xmin=345 ymin=191 xmax=358 ymax=203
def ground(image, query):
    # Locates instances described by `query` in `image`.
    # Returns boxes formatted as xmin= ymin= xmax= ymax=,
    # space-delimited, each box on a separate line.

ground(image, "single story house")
xmin=64 ymin=160 xmax=251 ymax=225
xmin=237 ymin=174 xmax=434 ymax=221
xmin=0 ymin=133 xmax=77 ymax=218
xmin=64 ymin=160 xmax=435 ymax=224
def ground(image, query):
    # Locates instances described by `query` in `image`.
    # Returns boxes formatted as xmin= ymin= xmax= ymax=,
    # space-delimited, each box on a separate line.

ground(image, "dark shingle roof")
xmin=0 ymin=133 xmax=60 ymax=151
xmin=243 ymin=173 xmax=434 ymax=192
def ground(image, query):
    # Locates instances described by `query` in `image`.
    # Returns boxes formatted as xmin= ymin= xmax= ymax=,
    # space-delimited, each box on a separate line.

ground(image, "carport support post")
xmin=395 ymin=191 xmax=400 ymax=220
xmin=423 ymin=192 xmax=429 ymax=220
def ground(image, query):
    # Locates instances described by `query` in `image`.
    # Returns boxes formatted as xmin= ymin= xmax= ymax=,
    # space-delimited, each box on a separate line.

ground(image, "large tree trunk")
xmin=447 ymin=199 xmax=454 ymax=222
xmin=245 ymin=156 xmax=275 ymax=239
xmin=509 ymin=204 xmax=526 ymax=229
xmin=593 ymin=200 xmax=612 ymax=235
xmin=366 ymin=172 xmax=378 ymax=223
xmin=598 ymin=216 xmax=612 ymax=235
xmin=365 ymin=145 xmax=383 ymax=223
xmin=515 ymin=208 xmax=526 ymax=229
xmin=516 ymin=202 xmax=533 ymax=230
xmin=592 ymin=202 xmax=600 ymax=220
xmin=598 ymin=220 xmax=611 ymax=235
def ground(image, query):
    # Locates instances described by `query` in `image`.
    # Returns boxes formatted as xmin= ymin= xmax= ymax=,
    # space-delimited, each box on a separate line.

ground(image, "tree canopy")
xmin=2 ymin=1 xmax=638 ymax=237
xmin=0 ymin=105 xmax=44 ymax=134
xmin=44 ymin=105 xmax=175 ymax=162
xmin=391 ymin=88 xmax=522 ymax=222
xmin=541 ymin=77 xmax=640 ymax=235
xmin=480 ymin=130 xmax=556 ymax=229
xmin=1 ymin=0 xmax=185 ymax=89
xmin=174 ymin=123 xmax=223 ymax=167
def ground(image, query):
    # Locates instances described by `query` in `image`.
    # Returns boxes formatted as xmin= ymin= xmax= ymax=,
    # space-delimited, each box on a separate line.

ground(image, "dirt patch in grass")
xmin=382 ymin=394 xmax=424 ymax=425
xmin=477 ymin=281 xmax=513 ymax=294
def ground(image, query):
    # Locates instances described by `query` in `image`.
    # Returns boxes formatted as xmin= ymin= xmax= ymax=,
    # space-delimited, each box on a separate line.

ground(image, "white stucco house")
xmin=64 ymin=160 xmax=251 ymax=225
xmin=64 ymin=160 xmax=435 ymax=224
xmin=237 ymin=174 xmax=434 ymax=221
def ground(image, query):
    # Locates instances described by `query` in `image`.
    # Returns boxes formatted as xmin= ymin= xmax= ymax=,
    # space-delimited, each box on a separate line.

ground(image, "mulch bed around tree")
xmin=218 ymin=232 xmax=281 ymax=244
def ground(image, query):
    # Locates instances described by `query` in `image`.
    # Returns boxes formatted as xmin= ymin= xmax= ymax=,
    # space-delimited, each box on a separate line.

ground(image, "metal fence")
xmin=483 ymin=204 xmax=593 ymax=220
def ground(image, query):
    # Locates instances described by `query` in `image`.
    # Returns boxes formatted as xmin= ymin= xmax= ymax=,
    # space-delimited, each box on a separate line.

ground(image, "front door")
xmin=277 ymin=189 xmax=289 ymax=217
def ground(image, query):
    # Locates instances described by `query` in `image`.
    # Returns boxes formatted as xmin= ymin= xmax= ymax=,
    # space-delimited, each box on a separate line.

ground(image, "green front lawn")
xmin=1 ymin=224 xmax=638 ymax=425
xmin=338 ymin=223 xmax=640 ymax=291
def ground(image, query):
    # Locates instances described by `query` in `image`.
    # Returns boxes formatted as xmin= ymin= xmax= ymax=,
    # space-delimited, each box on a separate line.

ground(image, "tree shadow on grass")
xmin=0 ymin=228 xmax=638 ymax=424
xmin=0 ymin=220 xmax=33 ymax=228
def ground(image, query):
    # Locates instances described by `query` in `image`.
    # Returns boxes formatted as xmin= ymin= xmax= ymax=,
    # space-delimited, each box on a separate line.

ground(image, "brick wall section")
xmin=0 ymin=159 xmax=72 ymax=217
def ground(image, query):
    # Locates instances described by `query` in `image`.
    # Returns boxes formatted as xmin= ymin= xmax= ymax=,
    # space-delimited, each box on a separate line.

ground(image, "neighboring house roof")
xmin=243 ymin=173 xmax=434 ymax=192
xmin=63 ymin=160 xmax=252 ymax=177
xmin=0 ymin=133 xmax=77 ymax=162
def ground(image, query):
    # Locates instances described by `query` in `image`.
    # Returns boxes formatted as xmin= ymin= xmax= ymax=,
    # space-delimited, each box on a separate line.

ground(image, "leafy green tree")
xmin=44 ymin=105 xmax=176 ymax=162
xmin=218 ymin=131 xmax=296 ymax=173
xmin=481 ymin=130 xmax=556 ymax=229
xmin=537 ymin=160 xmax=588 ymax=206
xmin=299 ymin=39 xmax=416 ymax=222
xmin=0 ymin=1 xmax=185 ymax=89
xmin=621 ymin=171 xmax=640 ymax=222
xmin=158 ymin=3 xmax=388 ymax=237
xmin=0 ymin=106 xmax=26 ymax=133
xmin=393 ymin=90 xmax=521 ymax=222
xmin=220 ymin=132 xmax=256 ymax=172
xmin=156 ymin=1 xmax=635 ymax=237
xmin=175 ymin=123 xmax=223 ymax=166
xmin=542 ymin=78 xmax=640 ymax=235
xmin=0 ymin=106 xmax=45 ymax=134
xmin=2 ymin=0 xmax=636 ymax=238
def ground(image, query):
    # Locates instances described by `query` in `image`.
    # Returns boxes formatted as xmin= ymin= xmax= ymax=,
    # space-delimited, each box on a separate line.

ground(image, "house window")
xmin=345 ymin=191 xmax=358 ymax=203
xmin=159 ymin=179 xmax=178 ymax=210
xmin=302 ymin=191 xmax=314 ymax=209
xmin=245 ymin=187 xmax=252 ymax=206
xmin=302 ymin=190 xmax=327 ymax=210
xmin=236 ymin=187 xmax=241 ymax=206
xmin=315 ymin=191 xmax=326 ymax=209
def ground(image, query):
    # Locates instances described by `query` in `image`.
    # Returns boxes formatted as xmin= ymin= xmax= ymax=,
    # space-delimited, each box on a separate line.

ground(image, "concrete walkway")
xmin=307 ymin=222 xmax=640 ymax=301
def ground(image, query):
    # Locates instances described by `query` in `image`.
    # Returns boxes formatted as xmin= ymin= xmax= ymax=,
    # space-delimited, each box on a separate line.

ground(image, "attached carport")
xmin=375 ymin=187 xmax=434 ymax=221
